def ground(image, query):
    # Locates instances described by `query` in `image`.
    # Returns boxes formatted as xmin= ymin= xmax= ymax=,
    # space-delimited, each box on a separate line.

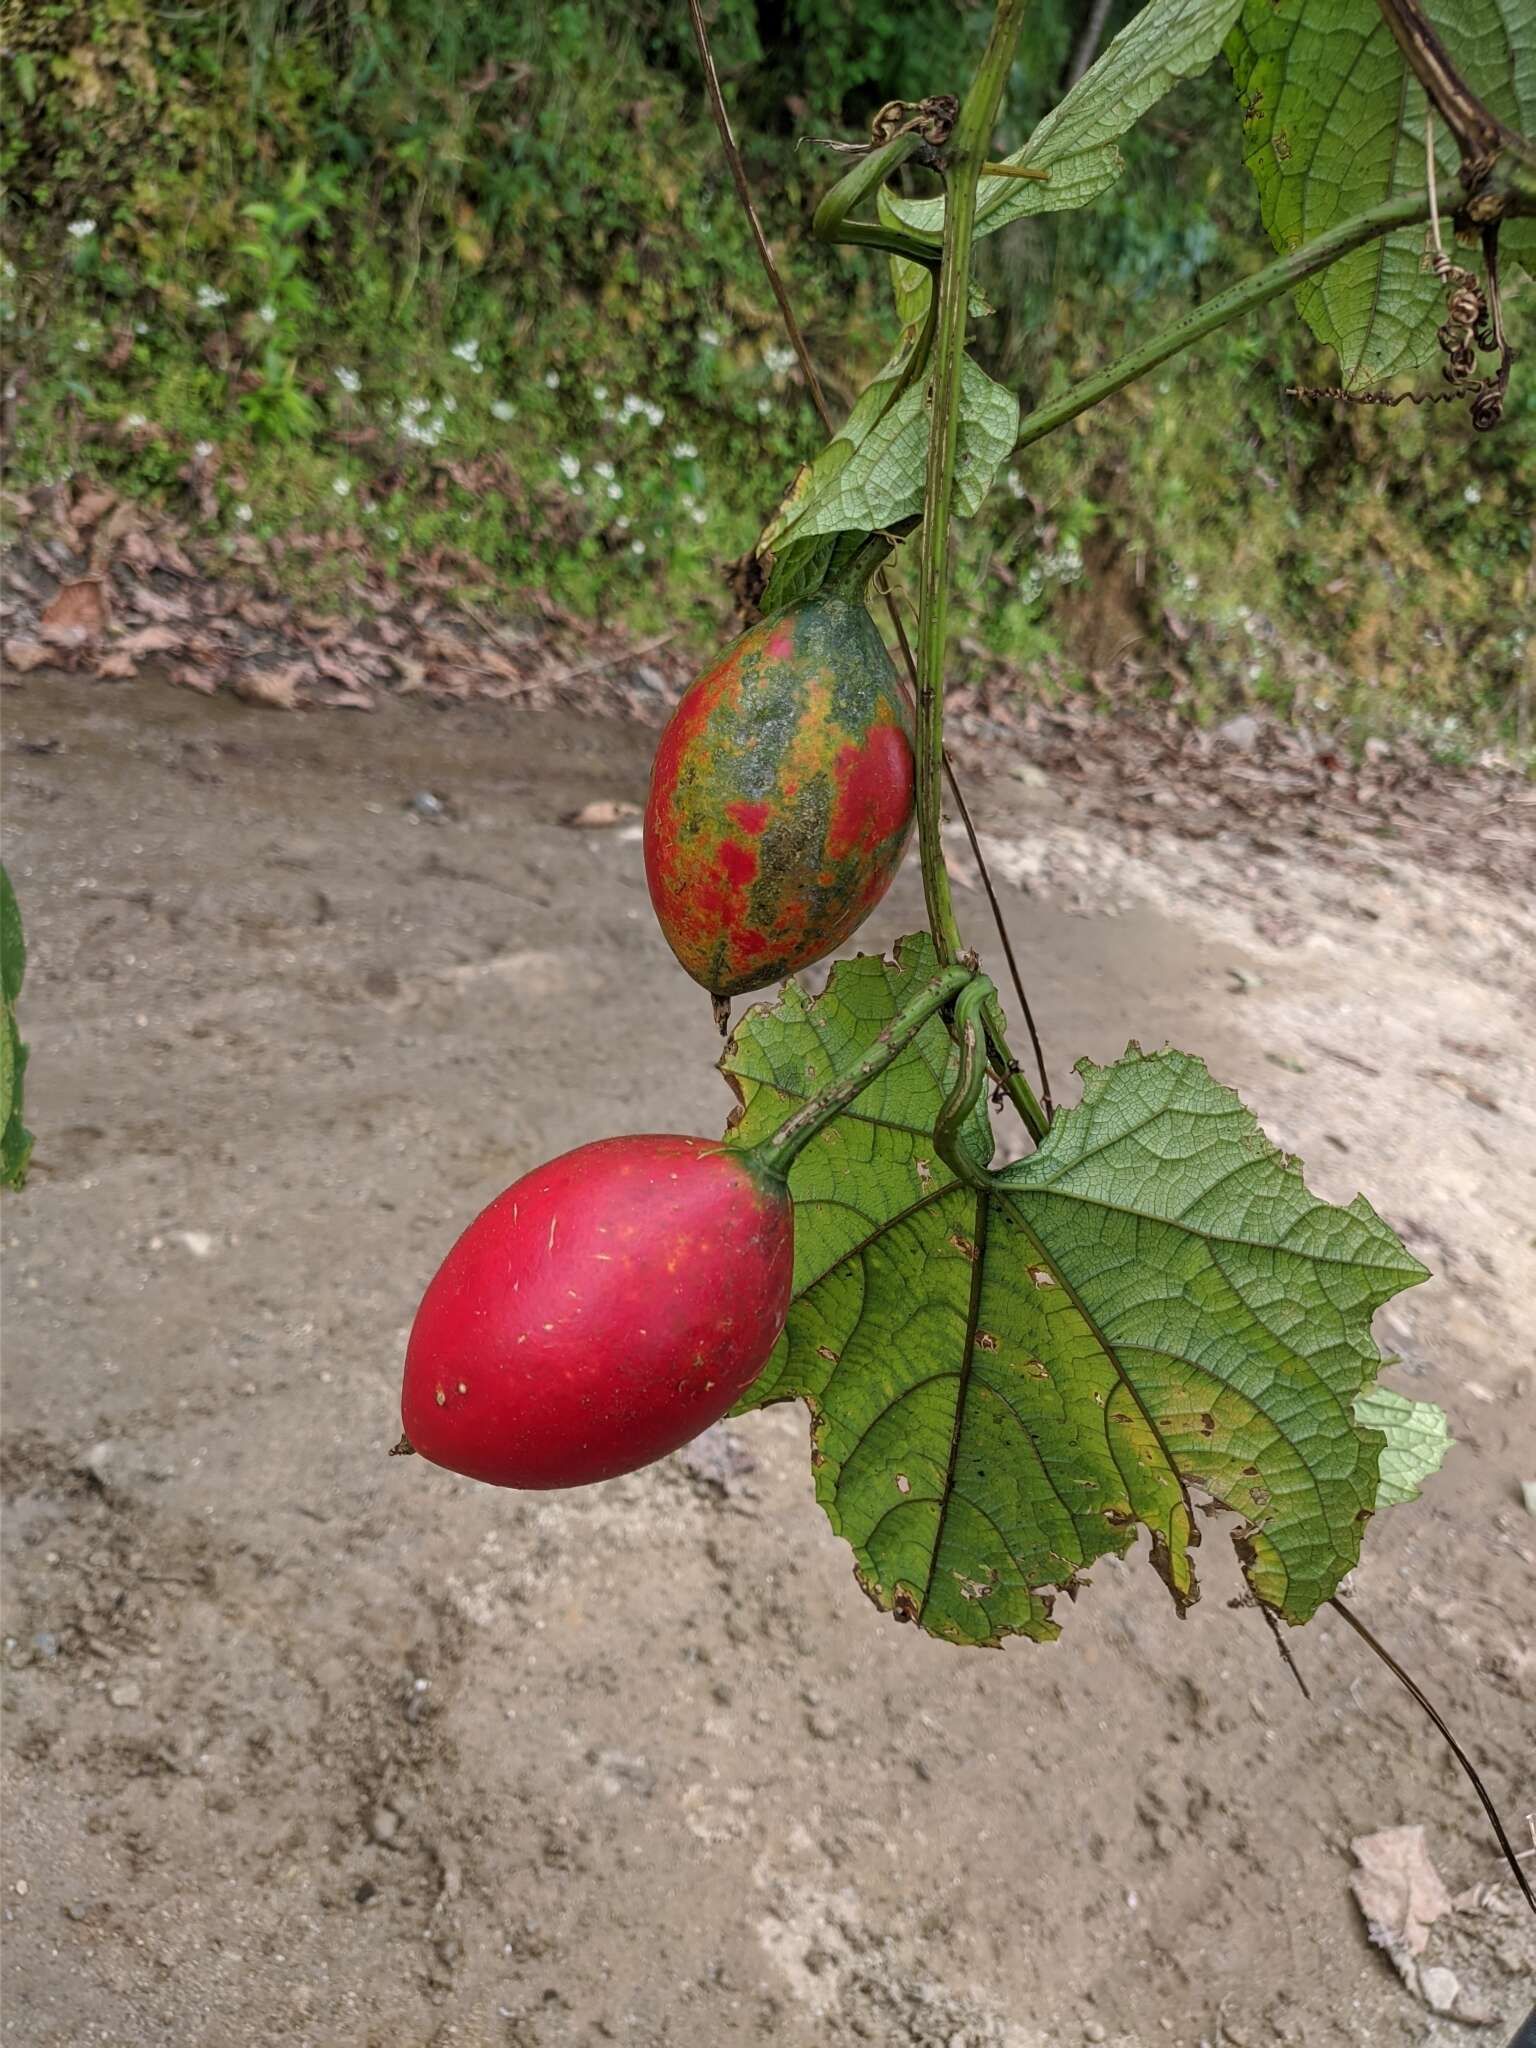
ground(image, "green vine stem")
xmin=1013 ymin=189 xmax=1434 ymax=456
xmin=932 ymin=975 xmax=996 ymax=1190
xmin=747 ymin=965 xmax=978 ymax=1180
xmin=912 ymin=0 xmax=1051 ymax=1151
xmin=812 ymin=134 xmax=946 ymax=268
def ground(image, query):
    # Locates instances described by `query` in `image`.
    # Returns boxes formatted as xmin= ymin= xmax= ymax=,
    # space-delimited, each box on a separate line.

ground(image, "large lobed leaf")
xmin=1226 ymin=0 xmax=1536 ymax=386
xmin=724 ymin=938 xmax=1439 ymax=1646
xmin=882 ymin=0 xmax=1247 ymax=246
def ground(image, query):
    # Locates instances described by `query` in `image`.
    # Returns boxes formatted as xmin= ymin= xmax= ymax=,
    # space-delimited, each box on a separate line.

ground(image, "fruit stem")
xmin=812 ymin=133 xmax=945 ymax=268
xmin=822 ymin=531 xmax=898 ymax=601
xmin=748 ymin=965 xmax=977 ymax=1180
xmin=913 ymin=0 xmax=1027 ymax=977
xmin=910 ymin=0 xmax=1051 ymax=1152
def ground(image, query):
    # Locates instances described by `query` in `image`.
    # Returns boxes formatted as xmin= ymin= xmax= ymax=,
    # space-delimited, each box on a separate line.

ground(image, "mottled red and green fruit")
xmin=399 ymin=1135 xmax=793 ymax=1489
xmin=645 ymin=593 xmax=915 ymax=998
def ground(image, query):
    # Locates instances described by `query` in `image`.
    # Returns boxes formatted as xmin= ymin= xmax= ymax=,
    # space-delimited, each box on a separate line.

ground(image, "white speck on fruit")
xmin=548 ymin=1215 xmax=558 ymax=1252
xmin=457 ymin=1382 xmax=467 ymax=1394
xmin=435 ymin=1389 xmax=447 ymax=1407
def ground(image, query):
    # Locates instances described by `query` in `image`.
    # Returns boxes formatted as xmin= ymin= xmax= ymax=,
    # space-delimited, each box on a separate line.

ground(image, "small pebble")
xmin=108 ymin=1681 xmax=142 ymax=1709
xmin=369 ymin=1805 xmax=400 ymax=1845
xmin=1083 ymin=2024 xmax=1108 ymax=2044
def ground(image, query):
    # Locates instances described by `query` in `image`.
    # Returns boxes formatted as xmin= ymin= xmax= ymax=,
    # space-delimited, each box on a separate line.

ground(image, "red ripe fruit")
xmin=644 ymin=590 xmax=914 ymax=999
xmin=400 ymin=1135 xmax=793 ymax=1489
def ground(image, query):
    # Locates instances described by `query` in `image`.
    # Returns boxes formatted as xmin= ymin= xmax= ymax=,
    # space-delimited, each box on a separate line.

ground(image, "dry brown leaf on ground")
xmin=94 ymin=650 xmax=139 ymax=680
xmin=561 ymin=799 xmax=641 ymax=829
xmin=1349 ymin=1825 xmax=1454 ymax=1996
xmin=3 ymin=638 xmax=52 ymax=675
xmin=71 ymin=487 xmax=118 ymax=531
xmin=234 ymin=661 xmax=308 ymax=709
xmin=171 ymin=663 xmax=220 ymax=695
xmin=117 ymin=625 xmax=186 ymax=658
xmin=40 ymin=578 xmax=112 ymax=648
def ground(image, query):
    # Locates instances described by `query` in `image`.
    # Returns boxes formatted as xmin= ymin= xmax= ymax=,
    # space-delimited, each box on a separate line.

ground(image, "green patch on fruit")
xmin=722 ymin=935 xmax=1441 ymax=1646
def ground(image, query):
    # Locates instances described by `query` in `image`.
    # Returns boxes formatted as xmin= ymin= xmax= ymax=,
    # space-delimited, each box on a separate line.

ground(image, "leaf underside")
xmin=723 ymin=938 xmax=1435 ymax=1648
xmin=883 ymin=0 xmax=1248 ymax=245
xmin=1226 ymin=0 xmax=1536 ymax=386
xmin=759 ymin=352 xmax=1017 ymax=609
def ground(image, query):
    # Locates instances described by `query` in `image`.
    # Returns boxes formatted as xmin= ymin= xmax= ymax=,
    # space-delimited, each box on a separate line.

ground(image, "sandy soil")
xmin=3 ymin=671 xmax=1533 ymax=2048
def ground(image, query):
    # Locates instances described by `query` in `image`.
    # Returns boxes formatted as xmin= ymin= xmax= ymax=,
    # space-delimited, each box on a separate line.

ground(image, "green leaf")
xmin=724 ymin=937 xmax=1429 ymax=1646
xmin=763 ymin=355 xmax=1018 ymax=575
xmin=883 ymin=0 xmax=1247 ymax=244
xmin=1 ymin=863 xmax=34 ymax=1192
xmin=1354 ymin=1387 xmax=1453 ymax=1509
xmin=1226 ymin=0 xmax=1536 ymax=383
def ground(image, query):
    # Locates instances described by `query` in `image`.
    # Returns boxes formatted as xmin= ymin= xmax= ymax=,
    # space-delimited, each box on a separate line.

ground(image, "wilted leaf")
xmin=1350 ymin=1826 xmax=1453 ymax=1994
xmin=172 ymin=664 xmax=220 ymax=695
xmin=40 ymin=578 xmax=112 ymax=648
xmin=3 ymin=639 xmax=52 ymax=675
xmin=234 ymin=661 xmax=306 ymax=709
xmin=723 ymin=937 xmax=1430 ymax=1645
xmin=71 ymin=487 xmax=117 ymax=530
xmin=94 ymin=650 xmax=139 ymax=680
xmin=562 ymin=799 xmax=642 ymax=828
xmin=116 ymin=625 xmax=185 ymax=658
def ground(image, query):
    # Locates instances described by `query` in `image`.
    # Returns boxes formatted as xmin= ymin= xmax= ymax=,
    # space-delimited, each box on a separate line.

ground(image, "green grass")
xmin=5 ymin=0 xmax=1532 ymax=754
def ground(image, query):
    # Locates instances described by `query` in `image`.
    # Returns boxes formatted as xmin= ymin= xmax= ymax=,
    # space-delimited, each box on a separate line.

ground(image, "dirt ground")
xmin=3 ymin=670 xmax=1533 ymax=2048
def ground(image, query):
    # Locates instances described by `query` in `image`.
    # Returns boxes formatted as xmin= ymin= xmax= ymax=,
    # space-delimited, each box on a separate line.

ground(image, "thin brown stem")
xmin=1331 ymin=1594 xmax=1536 ymax=1915
xmin=685 ymin=0 xmax=835 ymax=433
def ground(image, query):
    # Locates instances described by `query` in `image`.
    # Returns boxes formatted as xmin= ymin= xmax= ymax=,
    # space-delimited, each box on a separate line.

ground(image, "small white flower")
xmin=630 ymin=539 xmax=645 ymax=556
xmin=615 ymin=515 xmax=631 ymax=531
xmin=404 ymin=396 xmax=430 ymax=417
xmin=134 ymin=321 xmax=148 ymax=335
xmin=194 ymin=439 xmax=214 ymax=459
xmin=68 ymin=219 xmax=97 ymax=240
xmin=257 ymin=302 xmax=276 ymax=325
xmin=196 ymin=284 xmax=229 ymax=312
xmin=74 ymin=336 xmax=93 ymax=352
xmin=334 ymin=366 xmax=361 ymax=394
xmin=491 ymin=400 xmax=515 ymax=421
xmin=690 ymin=507 xmax=707 ymax=526
xmin=672 ymin=441 xmax=699 ymax=461
xmin=1463 ymin=483 xmax=1482 ymax=506
xmin=441 ymin=395 xmax=458 ymax=414
xmin=545 ymin=370 xmax=560 ymax=389
xmin=385 ymin=524 xmax=400 ymax=541
xmin=593 ymin=384 xmax=608 ymax=402
xmin=332 ymin=476 xmax=352 ymax=498
xmin=756 ymin=397 xmax=771 ymax=416
xmin=592 ymin=459 xmax=615 ymax=480
xmin=607 ymin=482 xmax=622 ymax=501
xmin=122 ymin=412 xmax=147 ymax=430
xmin=234 ymin=503 xmax=254 ymax=523
xmin=762 ymin=342 xmax=796 ymax=376
xmin=699 ymin=326 xmax=722 ymax=347
xmin=646 ymin=402 xmax=664 ymax=426
xmin=557 ymin=453 xmax=581 ymax=481
xmin=450 ymin=337 xmax=480 ymax=363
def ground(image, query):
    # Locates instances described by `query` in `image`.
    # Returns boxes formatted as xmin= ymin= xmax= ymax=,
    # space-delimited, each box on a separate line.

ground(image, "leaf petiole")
xmin=746 ymin=965 xmax=978 ymax=1181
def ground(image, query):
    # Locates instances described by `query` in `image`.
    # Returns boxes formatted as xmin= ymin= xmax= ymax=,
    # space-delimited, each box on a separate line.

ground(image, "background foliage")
xmin=5 ymin=0 xmax=1533 ymax=746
